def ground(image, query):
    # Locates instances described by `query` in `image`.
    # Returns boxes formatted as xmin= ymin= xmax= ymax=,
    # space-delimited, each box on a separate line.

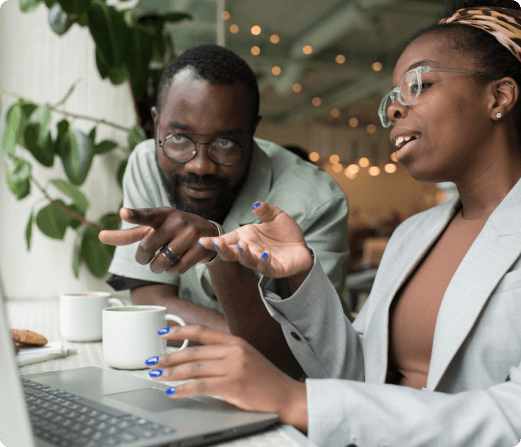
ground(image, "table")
xmin=7 ymin=298 xmax=315 ymax=447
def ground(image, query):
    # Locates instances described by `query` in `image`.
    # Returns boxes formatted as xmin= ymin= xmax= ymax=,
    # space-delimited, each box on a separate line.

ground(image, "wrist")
xmin=287 ymin=249 xmax=313 ymax=294
xmin=279 ymin=381 xmax=308 ymax=433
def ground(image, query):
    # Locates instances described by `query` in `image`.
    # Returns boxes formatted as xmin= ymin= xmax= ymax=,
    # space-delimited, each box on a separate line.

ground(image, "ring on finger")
xmin=160 ymin=245 xmax=181 ymax=265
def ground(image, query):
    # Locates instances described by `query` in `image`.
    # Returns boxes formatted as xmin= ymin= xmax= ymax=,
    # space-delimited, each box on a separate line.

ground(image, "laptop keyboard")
xmin=21 ymin=378 xmax=177 ymax=447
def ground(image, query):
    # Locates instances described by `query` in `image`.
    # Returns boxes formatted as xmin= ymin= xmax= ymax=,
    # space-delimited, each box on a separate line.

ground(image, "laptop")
xmin=0 ymin=277 xmax=279 ymax=447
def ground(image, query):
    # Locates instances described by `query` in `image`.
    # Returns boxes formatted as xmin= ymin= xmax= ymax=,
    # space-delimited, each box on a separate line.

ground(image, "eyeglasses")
xmin=157 ymin=123 xmax=247 ymax=166
xmin=378 ymin=66 xmax=497 ymax=128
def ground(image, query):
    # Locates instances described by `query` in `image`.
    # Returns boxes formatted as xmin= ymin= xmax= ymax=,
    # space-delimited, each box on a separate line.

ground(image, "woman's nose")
xmin=387 ymin=100 xmax=408 ymax=125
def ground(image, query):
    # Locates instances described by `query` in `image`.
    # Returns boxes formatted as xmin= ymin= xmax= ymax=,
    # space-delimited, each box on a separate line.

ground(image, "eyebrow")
xmin=166 ymin=120 xmax=245 ymax=136
xmin=407 ymin=59 xmax=441 ymax=71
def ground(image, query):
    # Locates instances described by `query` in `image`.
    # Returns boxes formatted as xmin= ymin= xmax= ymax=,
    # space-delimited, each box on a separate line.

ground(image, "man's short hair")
xmin=156 ymin=44 xmax=260 ymax=124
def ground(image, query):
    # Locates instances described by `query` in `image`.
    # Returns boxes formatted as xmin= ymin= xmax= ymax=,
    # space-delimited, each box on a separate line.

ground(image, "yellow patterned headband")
xmin=439 ymin=6 xmax=521 ymax=64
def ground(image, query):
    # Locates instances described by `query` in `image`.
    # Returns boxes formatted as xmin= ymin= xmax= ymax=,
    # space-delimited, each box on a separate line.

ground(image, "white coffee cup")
xmin=102 ymin=305 xmax=188 ymax=370
xmin=60 ymin=292 xmax=126 ymax=342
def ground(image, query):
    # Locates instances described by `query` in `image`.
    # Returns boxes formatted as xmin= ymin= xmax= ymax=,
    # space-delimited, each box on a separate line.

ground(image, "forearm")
xmin=208 ymin=260 xmax=304 ymax=379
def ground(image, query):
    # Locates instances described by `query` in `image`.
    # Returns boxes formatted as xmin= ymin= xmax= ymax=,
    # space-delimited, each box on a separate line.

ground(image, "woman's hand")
xmin=147 ymin=325 xmax=308 ymax=433
xmin=198 ymin=201 xmax=313 ymax=289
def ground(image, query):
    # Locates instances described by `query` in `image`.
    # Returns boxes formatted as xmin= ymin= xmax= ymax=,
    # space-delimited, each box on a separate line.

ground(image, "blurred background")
xmin=0 ymin=0 xmax=456 ymax=301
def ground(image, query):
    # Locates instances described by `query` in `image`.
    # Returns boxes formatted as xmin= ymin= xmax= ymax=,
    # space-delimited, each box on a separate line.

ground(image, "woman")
xmin=119 ymin=0 xmax=521 ymax=445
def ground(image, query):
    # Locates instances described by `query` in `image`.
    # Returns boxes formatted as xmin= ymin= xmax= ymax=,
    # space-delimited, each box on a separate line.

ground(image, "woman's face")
xmin=388 ymin=32 xmax=494 ymax=182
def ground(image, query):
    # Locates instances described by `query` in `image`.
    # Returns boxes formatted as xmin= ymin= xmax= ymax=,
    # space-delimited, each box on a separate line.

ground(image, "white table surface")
xmin=7 ymin=298 xmax=315 ymax=447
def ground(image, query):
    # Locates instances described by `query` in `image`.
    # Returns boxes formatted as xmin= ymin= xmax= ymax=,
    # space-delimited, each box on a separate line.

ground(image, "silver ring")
xmin=160 ymin=245 xmax=181 ymax=265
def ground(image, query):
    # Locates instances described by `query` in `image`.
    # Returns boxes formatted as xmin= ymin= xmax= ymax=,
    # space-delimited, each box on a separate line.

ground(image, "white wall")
xmin=0 ymin=0 xmax=134 ymax=299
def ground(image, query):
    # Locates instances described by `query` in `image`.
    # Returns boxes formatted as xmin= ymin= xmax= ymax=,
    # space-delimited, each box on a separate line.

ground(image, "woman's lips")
xmin=394 ymin=137 xmax=420 ymax=161
xmin=181 ymin=184 xmax=219 ymax=199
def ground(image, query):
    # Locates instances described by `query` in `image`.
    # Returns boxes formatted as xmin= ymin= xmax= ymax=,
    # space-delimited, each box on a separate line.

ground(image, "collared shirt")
xmin=107 ymin=138 xmax=349 ymax=314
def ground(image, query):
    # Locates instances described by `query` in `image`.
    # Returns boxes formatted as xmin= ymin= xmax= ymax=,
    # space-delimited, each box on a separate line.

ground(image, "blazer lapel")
xmin=427 ymin=179 xmax=521 ymax=390
xmin=364 ymin=199 xmax=460 ymax=383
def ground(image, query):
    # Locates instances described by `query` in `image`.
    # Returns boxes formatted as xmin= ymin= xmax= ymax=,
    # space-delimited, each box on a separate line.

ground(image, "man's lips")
xmin=181 ymin=184 xmax=219 ymax=199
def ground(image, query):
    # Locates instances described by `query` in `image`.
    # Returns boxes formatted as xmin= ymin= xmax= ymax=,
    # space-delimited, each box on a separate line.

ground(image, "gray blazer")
xmin=260 ymin=178 xmax=521 ymax=447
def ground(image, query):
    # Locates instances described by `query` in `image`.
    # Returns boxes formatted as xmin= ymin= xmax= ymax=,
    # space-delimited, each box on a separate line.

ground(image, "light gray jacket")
xmin=260 ymin=178 xmax=521 ymax=447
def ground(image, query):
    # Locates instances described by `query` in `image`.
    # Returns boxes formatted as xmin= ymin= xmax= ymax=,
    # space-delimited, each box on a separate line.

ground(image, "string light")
xmin=270 ymin=34 xmax=280 ymax=44
xmin=251 ymin=25 xmax=261 ymax=35
xmin=359 ymin=157 xmax=369 ymax=168
xmin=303 ymin=45 xmax=313 ymax=55
xmin=329 ymin=154 xmax=340 ymax=164
xmin=251 ymin=46 xmax=260 ymax=56
xmin=367 ymin=124 xmax=376 ymax=134
xmin=349 ymin=118 xmax=358 ymax=127
xmin=312 ymin=97 xmax=321 ymax=106
xmin=336 ymin=54 xmax=345 ymax=64
xmin=229 ymin=24 xmax=239 ymax=33
xmin=221 ymin=11 xmax=230 ymax=20
xmin=384 ymin=163 xmax=397 ymax=173
xmin=372 ymin=62 xmax=383 ymax=72
xmin=272 ymin=66 xmax=282 ymax=75
xmin=330 ymin=108 xmax=340 ymax=118
xmin=292 ymin=83 xmax=302 ymax=93
xmin=309 ymin=152 xmax=320 ymax=162
xmin=368 ymin=166 xmax=381 ymax=176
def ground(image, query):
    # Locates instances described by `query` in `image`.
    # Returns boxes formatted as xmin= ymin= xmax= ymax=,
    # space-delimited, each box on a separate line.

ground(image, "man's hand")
xmin=99 ymin=207 xmax=219 ymax=274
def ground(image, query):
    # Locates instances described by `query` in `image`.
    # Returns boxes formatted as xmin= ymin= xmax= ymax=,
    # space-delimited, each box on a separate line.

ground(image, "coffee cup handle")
xmin=165 ymin=314 xmax=189 ymax=350
xmin=108 ymin=297 xmax=126 ymax=307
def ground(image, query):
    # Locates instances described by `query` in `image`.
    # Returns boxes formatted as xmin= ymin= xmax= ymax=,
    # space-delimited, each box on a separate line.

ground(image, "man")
xmin=101 ymin=44 xmax=348 ymax=376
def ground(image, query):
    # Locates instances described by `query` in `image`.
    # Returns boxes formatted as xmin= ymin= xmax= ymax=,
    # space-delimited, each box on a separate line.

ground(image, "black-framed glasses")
xmin=157 ymin=122 xmax=247 ymax=166
xmin=378 ymin=66 xmax=497 ymax=128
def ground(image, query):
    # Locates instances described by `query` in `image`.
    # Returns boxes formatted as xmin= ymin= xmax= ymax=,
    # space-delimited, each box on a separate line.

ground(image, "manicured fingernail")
xmin=166 ymin=387 xmax=177 ymax=395
xmin=262 ymin=251 xmax=268 ymax=261
xmin=198 ymin=240 xmax=204 ymax=247
xmin=212 ymin=241 xmax=219 ymax=250
xmin=252 ymin=202 xmax=261 ymax=210
xmin=237 ymin=243 xmax=243 ymax=253
xmin=145 ymin=356 xmax=159 ymax=366
xmin=158 ymin=327 xmax=170 ymax=335
xmin=149 ymin=369 xmax=163 ymax=377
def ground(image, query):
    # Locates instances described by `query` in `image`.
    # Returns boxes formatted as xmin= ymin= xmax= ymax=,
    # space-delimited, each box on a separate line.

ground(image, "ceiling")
xmin=140 ymin=0 xmax=446 ymax=127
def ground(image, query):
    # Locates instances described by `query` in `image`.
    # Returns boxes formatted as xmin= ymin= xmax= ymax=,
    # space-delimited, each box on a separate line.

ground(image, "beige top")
xmin=388 ymin=208 xmax=490 ymax=389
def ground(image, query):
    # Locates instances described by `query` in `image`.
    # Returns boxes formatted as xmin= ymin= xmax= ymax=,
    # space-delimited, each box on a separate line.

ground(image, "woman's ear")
xmin=491 ymin=77 xmax=518 ymax=120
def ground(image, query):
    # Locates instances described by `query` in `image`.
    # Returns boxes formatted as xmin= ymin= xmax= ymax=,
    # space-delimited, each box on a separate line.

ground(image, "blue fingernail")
xmin=262 ymin=251 xmax=268 ymax=261
xmin=237 ymin=243 xmax=243 ymax=253
xmin=146 ymin=356 xmax=159 ymax=366
xmin=166 ymin=387 xmax=177 ymax=395
xmin=158 ymin=327 xmax=170 ymax=335
xmin=252 ymin=202 xmax=260 ymax=210
xmin=198 ymin=241 xmax=204 ymax=247
xmin=212 ymin=241 xmax=219 ymax=250
xmin=149 ymin=369 xmax=163 ymax=377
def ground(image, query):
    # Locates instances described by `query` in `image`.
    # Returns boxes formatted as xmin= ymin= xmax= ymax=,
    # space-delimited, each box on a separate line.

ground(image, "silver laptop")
xmin=0 ymin=278 xmax=279 ymax=447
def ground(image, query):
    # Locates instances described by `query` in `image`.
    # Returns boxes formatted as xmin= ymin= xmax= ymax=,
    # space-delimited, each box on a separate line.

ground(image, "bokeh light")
xmin=312 ymin=97 xmax=322 ymax=106
xmin=346 ymin=164 xmax=360 ymax=175
xmin=359 ymin=157 xmax=370 ymax=167
xmin=372 ymin=62 xmax=383 ymax=72
xmin=336 ymin=54 xmax=345 ymax=64
xmin=384 ymin=163 xmax=397 ymax=173
xmin=221 ymin=11 xmax=230 ymax=20
xmin=330 ymin=108 xmax=340 ymax=118
xmin=332 ymin=163 xmax=343 ymax=173
xmin=329 ymin=154 xmax=340 ymax=164
xmin=349 ymin=118 xmax=359 ymax=127
xmin=292 ymin=83 xmax=302 ymax=93
xmin=251 ymin=46 xmax=260 ymax=56
xmin=251 ymin=25 xmax=261 ymax=35
xmin=309 ymin=152 xmax=320 ymax=162
xmin=303 ymin=45 xmax=313 ymax=55
xmin=345 ymin=171 xmax=357 ymax=179
xmin=368 ymin=166 xmax=381 ymax=176
xmin=229 ymin=24 xmax=239 ymax=33
xmin=272 ymin=66 xmax=282 ymax=75
xmin=391 ymin=152 xmax=398 ymax=162
xmin=270 ymin=34 xmax=280 ymax=44
xmin=367 ymin=124 xmax=376 ymax=134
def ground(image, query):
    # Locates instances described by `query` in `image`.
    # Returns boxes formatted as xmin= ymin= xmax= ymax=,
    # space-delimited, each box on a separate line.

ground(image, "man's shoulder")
xmin=128 ymin=138 xmax=156 ymax=167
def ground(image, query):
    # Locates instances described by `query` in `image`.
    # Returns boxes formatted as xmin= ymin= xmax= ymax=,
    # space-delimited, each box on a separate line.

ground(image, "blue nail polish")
xmin=252 ymin=202 xmax=261 ymax=210
xmin=149 ymin=369 xmax=163 ymax=377
xmin=262 ymin=251 xmax=268 ymax=261
xmin=198 ymin=241 xmax=204 ymax=247
xmin=212 ymin=241 xmax=219 ymax=250
xmin=237 ymin=243 xmax=243 ymax=253
xmin=166 ymin=387 xmax=177 ymax=395
xmin=158 ymin=327 xmax=170 ymax=335
xmin=146 ymin=356 xmax=159 ymax=366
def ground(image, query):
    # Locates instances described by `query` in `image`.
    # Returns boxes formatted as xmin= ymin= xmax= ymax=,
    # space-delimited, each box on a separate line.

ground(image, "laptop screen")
xmin=0 ymin=277 xmax=36 ymax=447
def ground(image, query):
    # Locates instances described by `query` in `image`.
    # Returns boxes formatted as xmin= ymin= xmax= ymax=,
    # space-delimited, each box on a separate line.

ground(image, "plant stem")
xmin=0 ymin=88 xmax=132 ymax=133
xmin=31 ymin=177 xmax=106 ymax=232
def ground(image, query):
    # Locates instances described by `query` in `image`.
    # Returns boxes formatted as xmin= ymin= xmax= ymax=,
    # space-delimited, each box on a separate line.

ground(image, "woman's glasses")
xmin=378 ymin=66 xmax=497 ymax=128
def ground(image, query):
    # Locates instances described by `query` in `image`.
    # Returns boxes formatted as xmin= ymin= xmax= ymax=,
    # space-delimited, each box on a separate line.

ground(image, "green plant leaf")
xmin=128 ymin=125 xmax=146 ymax=151
xmin=2 ymin=103 xmax=22 ymax=156
xmin=35 ymin=199 xmax=73 ymax=239
xmin=57 ymin=0 xmax=91 ymax=15
xmin=108 ymin=65 xmax=127 ymax=85
xmin=55 ymin=82 xmax=77 ymax=107
xmin=16 ymin=103 xmax=38 ymax=148
xmin=25 ymin=211 xmax=34 ymax=250
xmin=50 ymin=179 xmax=89 ymax=211
xmin=88 ymin=3 xmax=128 ymax=80
xmin=24 ymin=104 xmax=54 ymax=167
xmin=20 ymin=0 xmax=42 ymax=13
xmin=88 ymin=126 xmax=96 ymax=144
xmin=59 ymin=127 xmax=94 ymax=185
xmin=94 ymin=140 xmax=118 ymax=154
xmin=72 ymin=239 xmax=81 ymax=278
xmin=126 ymin=26 xmax=153 ymax=100
xmin=99 ymin=212 xmax=121 ymax=230
xmin=44 ymin=0 xmax=57 ymax=7
xmin=68 ymin=204 xmax=84 ymax=229
xmin=161 ymin=12 xmax=191 ymax=23
xmin=80 ymin=227 xmax=113 ymax=277
xmin=54 ymin=119 xmax=69 ymax=156
xmin=48 ymin=2 xmax=74 ymax=35
xmin=117 ymin=159 xmax=127 ymax=189
xmin=2 ymin=153 xmax=32 ymax=199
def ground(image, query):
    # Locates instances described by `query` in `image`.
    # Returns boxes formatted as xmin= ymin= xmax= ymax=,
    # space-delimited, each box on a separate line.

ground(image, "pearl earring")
xmin=496 ymin=112 xmax=502 ymax=119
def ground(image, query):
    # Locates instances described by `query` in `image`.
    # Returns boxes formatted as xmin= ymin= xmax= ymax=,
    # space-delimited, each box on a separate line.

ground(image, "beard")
xmin=157 ymin=160 xmax=247 ymax=224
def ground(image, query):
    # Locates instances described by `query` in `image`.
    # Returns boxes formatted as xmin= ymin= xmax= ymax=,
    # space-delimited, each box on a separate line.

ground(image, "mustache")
xmin=176 ymin=173 xmax=225 ymax=189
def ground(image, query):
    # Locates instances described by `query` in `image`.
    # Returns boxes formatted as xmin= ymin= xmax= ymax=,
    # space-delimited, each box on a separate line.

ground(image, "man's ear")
xmin=490 ymin=77 xmax=518 ymax=120
xmin=151 ymin=106 xmax=159 ymax=129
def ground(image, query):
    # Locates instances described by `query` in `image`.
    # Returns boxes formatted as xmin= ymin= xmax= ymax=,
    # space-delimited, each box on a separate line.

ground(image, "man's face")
xmin=152 ymin=69 xmax=258 ymax=223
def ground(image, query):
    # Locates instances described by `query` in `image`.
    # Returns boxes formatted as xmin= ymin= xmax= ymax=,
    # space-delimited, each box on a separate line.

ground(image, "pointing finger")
xmin=99 ymin=226 xmax=151 ymax=246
